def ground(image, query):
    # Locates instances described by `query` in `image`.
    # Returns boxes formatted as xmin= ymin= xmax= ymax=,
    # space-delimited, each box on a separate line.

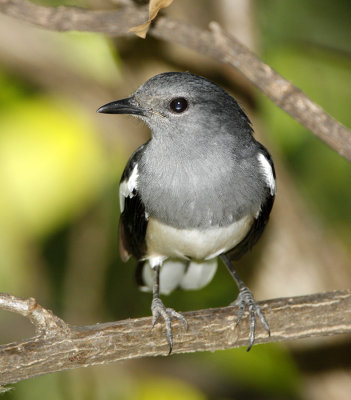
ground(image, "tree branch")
xmin=0 ymin=0 xmax=350 ymax=161
xmin=0 ymin=0 xmax=148 ymax=34
xmin=1 ymin=289 xmax=351 ymax=386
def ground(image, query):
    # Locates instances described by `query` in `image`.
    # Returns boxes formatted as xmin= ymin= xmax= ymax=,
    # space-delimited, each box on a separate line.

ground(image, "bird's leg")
xmin=151 ymin=264 xmax=188 ymax=354
xmin=221 ymin=254 xmax=270 ymax=351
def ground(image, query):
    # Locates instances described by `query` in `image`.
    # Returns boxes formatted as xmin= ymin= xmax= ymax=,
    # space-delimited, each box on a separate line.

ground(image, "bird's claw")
xmin=231 ymin=286 xmax=270 ymax=351
xmin=151 ymin=297 xmax=188 ymax=354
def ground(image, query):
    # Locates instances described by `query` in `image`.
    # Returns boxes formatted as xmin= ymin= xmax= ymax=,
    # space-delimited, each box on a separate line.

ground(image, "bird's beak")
xmin=97 ymin=97 xmax=145 ymax=116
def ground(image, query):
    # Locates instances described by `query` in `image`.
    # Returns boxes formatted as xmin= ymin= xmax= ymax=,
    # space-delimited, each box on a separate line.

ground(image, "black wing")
xmin=226 ymin=145 xmax=276 ymax=261
xmin=118 ymin=144 xmax=149 ymax=262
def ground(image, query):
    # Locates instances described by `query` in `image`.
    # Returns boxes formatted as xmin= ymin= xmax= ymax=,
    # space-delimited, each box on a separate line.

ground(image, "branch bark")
xmin=1 ymin=290 xmax=351 ymax=386
xmin=0 ymin=0 xmax=350 ymax=161
xmin=0 ymin=0 xmax=148 ymax=34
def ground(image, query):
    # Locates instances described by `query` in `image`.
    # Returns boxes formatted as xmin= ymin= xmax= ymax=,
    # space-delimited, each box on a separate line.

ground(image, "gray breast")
xmin=137 ymin=141 xmax=266 ymax=230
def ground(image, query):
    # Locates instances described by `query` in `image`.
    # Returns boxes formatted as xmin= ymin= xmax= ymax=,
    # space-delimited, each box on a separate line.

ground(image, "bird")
xmin=97 ymin=72 xmax=276 ymax=353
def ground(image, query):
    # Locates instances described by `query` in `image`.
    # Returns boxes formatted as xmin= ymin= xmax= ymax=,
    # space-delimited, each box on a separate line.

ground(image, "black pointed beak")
xmin=97 ymin=97 xmax=145 ymax=116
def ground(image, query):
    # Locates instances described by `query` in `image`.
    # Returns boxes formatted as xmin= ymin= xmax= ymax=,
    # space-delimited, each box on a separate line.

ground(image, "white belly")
xmin=145 ymin=215 xmax=253 ymax=261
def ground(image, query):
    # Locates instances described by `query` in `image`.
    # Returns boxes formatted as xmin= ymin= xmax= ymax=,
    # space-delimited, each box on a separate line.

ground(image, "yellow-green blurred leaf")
xmin=56 ymin=31 xmax=121 ymax=85
xmin=0 ymin=97 xmax=107 ymax=238
xmin=199 ymin=344 xmax=300 ymax=396
xmin=136 ymin=376 xmax=205 ymax=400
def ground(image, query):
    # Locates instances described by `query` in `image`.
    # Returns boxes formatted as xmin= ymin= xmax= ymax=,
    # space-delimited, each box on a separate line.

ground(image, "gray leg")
xmin=151 ymin=264 xmax=188 ymax=354
xmin=221 ymin=253 xmax=270 ymax=351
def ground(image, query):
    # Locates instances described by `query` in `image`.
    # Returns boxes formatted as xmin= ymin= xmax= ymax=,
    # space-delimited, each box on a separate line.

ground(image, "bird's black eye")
xmin=169 ymin=97 xmax=188 ymax=113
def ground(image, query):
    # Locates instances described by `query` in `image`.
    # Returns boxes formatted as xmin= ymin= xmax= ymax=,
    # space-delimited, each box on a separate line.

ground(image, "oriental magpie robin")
xmin=98 ymin=72 xmax=276 ymax=353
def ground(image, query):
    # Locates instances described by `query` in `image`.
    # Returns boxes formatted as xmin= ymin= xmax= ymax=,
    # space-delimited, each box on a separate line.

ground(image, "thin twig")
xmin=1 ymin=290 xmax=351 ymax=386
xmin=0 ymin=0 xmax=350 ymax=161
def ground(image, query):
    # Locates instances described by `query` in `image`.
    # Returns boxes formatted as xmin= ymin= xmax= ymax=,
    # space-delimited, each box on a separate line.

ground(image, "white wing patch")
xmin=119 ymin=163 xmax=139 ymax=212
xmin=257 ymin=153 xmax=276 ymax=196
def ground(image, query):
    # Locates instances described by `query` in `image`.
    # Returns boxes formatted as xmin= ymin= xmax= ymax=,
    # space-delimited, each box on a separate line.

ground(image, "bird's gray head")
xmin=97 ymin=72 xmax=252 ymax=144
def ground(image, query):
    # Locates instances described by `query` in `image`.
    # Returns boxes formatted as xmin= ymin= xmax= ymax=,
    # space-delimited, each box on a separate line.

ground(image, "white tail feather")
xmin=142 ymin=258 xmax=218 ymax=295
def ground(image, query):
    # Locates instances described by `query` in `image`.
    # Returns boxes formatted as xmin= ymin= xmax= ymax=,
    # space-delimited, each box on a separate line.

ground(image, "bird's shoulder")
xmin=120 ymin=142 xmax=148 ymax=187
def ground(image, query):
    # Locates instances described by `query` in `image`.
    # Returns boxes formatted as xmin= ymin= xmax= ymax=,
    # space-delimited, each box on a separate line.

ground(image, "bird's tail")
xmin=136 ymin=258 xmax=217 ymax=295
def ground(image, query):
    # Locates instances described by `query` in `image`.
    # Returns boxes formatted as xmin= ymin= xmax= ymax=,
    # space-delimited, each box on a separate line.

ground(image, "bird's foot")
xmin=231 ymin=286 xmax=270 ymax=351
xmin=151 ymin=297 xmax=188 ymax=354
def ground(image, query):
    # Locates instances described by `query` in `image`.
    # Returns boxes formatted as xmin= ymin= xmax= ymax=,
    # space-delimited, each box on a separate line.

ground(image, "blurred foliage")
xmin=51 ymin=31 xmax=122 ymax=86
xmin=0 ymin=0 xmax=350 ymax=399
xmin=8 ymin=370 xmax=206 ymax=400
xmin=257 ymin=0 xmax=351 ymax=53
xmin=136 ymin=377 xmax=206 ymax=400
xmin=197 ymin=344 xmax=300 ymax=396
xmin=0 ymin=97 xmax=106 ymax=237
xmin=257 ymin=0 xmax=351 ymax=248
